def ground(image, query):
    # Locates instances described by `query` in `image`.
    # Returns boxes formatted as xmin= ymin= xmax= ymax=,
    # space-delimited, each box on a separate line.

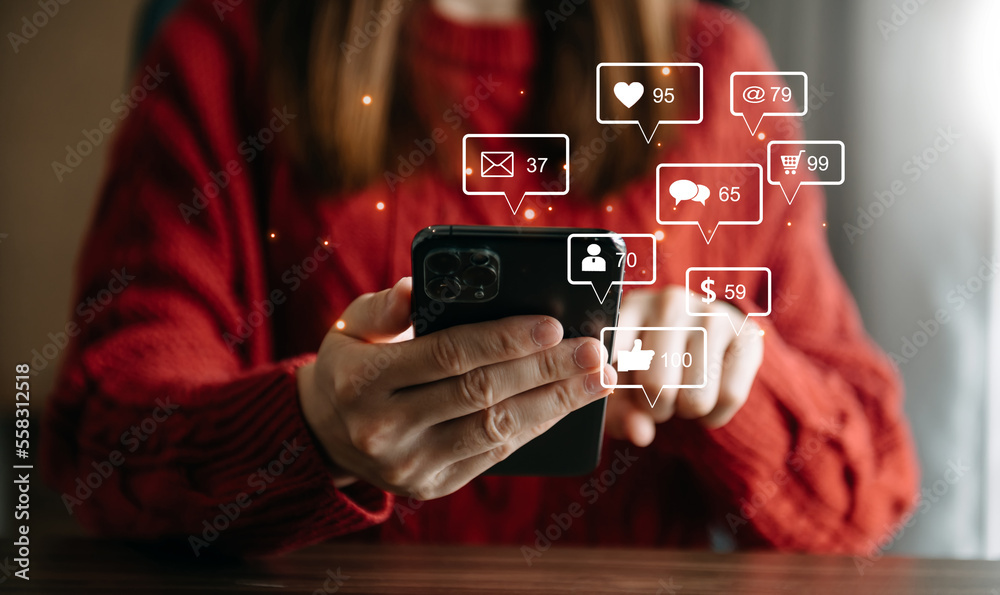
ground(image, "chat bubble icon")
xmin=597 ymin=62 xmax=704 ymax=143
xmin=600 ymin=326 xmax=708 ymax=407
xmin=656 ymin=163 xmax=763 ymax=244
xmin=766 ymin=140 xmax=845 ymax=203
xmin=462 ymin=133 xmax=570 ymax=214
xmin=685 ymin=267 xmax=772 ymax=335
xmin=730 ymin=71 xmax=807 ymax=136
xmin=669 ymin=179 xmax=711 ymax=206
xmin=568 ymin=233 xmax=657 ymax=304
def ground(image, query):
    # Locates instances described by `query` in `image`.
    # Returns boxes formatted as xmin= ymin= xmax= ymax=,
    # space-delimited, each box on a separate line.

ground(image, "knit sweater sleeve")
xmin=666 ymin=188 xmax=919 ymax=552
xmin=652 ymin=7 xmax=919 ymax=553
xmin=40 ymin=1 xmax=391 ymax=556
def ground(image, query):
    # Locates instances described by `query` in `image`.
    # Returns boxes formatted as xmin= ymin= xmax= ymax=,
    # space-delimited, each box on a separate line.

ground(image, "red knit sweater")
xmin=42 ymin=0 xmax=918 ymax=556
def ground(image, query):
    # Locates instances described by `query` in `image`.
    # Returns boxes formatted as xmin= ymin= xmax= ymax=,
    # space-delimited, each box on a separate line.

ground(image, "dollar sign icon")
xmin=701 ymin=277 xmax=716 ymax=305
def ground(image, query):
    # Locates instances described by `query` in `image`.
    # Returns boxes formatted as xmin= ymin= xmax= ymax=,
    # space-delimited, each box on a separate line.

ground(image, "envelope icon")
xmin=480 ymin=151 xmax=515 ymax=178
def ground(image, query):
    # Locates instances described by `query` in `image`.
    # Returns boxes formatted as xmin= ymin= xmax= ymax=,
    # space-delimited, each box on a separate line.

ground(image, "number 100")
xmin=661 ymin=352 xmax=692 ymax=368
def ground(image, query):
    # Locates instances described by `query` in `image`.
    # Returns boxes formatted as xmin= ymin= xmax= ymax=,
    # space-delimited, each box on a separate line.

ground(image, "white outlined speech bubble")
xmin=597 ymin=62 xmax=704 ymax=143
xmin=730 ymin=71 xmax=807 ymax=136
xmin=685 ymin=267 xmax=772 ymax=335
xmin=766 ymin=140 xmax=845 ymax=204
xmin=600 ymin=326 xmax=708 ymax=408
xmin=567 ymin=233 xmax=657 ymax=304
xmin=656 ymin=163 xmax=763 ymax=244
xmin=462 ymin=134 xmax=570 ymax=215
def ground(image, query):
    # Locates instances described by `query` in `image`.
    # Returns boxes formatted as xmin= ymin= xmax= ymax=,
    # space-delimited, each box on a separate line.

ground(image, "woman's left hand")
xmin=604 ymin=285 xmax=765 ymax=447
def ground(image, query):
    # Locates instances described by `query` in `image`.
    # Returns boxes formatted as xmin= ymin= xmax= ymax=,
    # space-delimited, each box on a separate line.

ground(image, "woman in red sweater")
xmin=42 ymin=0 xmax=918 ymax=556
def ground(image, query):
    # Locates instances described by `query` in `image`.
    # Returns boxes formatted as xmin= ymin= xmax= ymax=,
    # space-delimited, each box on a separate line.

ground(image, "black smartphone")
xmin=411 ymin=225 xmax=625 ymax=476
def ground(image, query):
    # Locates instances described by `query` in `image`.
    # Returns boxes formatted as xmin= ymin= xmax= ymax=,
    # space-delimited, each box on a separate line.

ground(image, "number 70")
xmin=617 ymin=251 xmax=637 ymax=267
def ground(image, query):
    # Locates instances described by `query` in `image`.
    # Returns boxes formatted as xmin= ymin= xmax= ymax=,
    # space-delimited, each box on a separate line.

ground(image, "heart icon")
xmin=613 ymin=81 xmax=644 ymax=109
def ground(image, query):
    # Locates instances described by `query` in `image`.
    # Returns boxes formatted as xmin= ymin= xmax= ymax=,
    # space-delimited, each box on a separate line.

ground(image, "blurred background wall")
xmin=0 ymin=0 xmax=143 ymax=411
xmin=741 ymin=0 xmax=999 ymax=558
xmin=0 ymin=0 xmax=997 ymax=557
xmin=0 ymin=0 xmax=144 ymax=538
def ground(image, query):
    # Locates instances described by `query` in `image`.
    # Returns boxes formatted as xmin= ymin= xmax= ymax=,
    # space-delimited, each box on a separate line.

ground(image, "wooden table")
xmin=15 ymin=538 xmax=1000 ymax=593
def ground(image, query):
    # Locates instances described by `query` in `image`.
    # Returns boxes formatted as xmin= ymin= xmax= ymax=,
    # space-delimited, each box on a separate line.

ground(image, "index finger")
xmin=384 ymin=315 xmax=565 ymax=388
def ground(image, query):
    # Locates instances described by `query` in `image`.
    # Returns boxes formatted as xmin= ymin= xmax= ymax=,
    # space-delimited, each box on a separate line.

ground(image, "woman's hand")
xmin=297 ymin=277 xmax=616 ymax=500
xmin=605 ymin=285 xmax=764 ymax=447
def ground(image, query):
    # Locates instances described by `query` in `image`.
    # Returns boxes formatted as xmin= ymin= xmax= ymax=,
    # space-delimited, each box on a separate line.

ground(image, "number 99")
xmin=807 ymin=155 xmax=829 ymax=172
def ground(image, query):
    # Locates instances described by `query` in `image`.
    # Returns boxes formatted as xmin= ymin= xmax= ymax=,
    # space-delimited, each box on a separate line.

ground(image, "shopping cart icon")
xmin=781 ymin=150 xmax=806 ymax=175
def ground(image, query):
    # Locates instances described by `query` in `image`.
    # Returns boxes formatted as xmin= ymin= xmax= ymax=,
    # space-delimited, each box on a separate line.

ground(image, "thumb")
xmin=604 ymin=393 xmax=657 ymax=447
xmin=336 ymin=277 xmax=412 ymax=342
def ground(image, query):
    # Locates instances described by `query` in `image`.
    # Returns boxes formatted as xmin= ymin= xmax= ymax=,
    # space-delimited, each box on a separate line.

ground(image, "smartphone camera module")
xmin=427 ymin=250 xmax=462 ymax=275
xmin=424 ymin=248 xmax=500 ymax=303
xmin=427 ymin=276 xmax=462 ymax=302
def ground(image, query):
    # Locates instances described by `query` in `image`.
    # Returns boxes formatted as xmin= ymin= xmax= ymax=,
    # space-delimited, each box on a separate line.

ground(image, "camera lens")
xmin=469 ymin=251 xmax=491 ymax=266
xmin=427 ymin=251 xmax=461 ymax=275
xmin=462 ymin=265 xmax=497 ymax=288
xmin=427 ymin=276 xmax=462 ymax=302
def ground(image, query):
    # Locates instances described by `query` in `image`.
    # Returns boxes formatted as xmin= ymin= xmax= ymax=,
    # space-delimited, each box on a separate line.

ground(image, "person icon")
xmin=581 ymin=242 xmax=606 ymax=272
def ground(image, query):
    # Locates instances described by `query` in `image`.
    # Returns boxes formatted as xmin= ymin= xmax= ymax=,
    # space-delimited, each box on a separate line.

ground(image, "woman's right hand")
xmin=297 ymin=277 xmax=616 ymax=500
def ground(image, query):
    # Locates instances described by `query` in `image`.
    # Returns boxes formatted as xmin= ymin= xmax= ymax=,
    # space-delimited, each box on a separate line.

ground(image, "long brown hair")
xmin=260 ymin=0 xmax=688 ymax=197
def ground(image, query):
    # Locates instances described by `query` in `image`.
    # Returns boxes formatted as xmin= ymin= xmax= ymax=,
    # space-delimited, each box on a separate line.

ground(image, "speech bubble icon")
xmin=567 ymin=233 xmax=657 ymax=304
xmin=730 ymin=71 xmax=807 ymax=136
xmin=669 ymin=179 xmax=711 ymax=206
xmin=597 ymin=62 xmax=704 ymax=143
xmin=766 ymin=140 xmax=845 ymax=203
xmin=600 ymin=326 xmax=708 ymax=407
xmin=685 ymin=267 xmax=772 ymax=335
xmin=462 ymin=133 xmax=570 ymax=214
xmin=656 ymin=163 xmax=763 ymax=244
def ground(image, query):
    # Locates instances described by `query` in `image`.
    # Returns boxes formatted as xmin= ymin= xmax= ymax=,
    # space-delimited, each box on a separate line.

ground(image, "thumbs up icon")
xmin=617 ymin=339 xmax=655 ymax=372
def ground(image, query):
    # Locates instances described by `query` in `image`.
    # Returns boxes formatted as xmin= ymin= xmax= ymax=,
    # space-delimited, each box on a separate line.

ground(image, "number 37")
xmin=526 ymin=157 xmax=547 ymax=173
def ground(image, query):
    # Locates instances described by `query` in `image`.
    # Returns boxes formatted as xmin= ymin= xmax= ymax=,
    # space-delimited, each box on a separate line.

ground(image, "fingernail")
xmin=585 ymin=372 xmax=603 ymax=394
xmin=389 ymin=277 xmax=409 ymax=304
xmin=574 ymin=342 xmax=601 ymax=369
xmin=603 ymin=363 xmax=617 ymax=386
xmin=585 ymin=365 xmax=617 ymax=394
xmin=531 ymin=320 xmax=562 ymax=347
